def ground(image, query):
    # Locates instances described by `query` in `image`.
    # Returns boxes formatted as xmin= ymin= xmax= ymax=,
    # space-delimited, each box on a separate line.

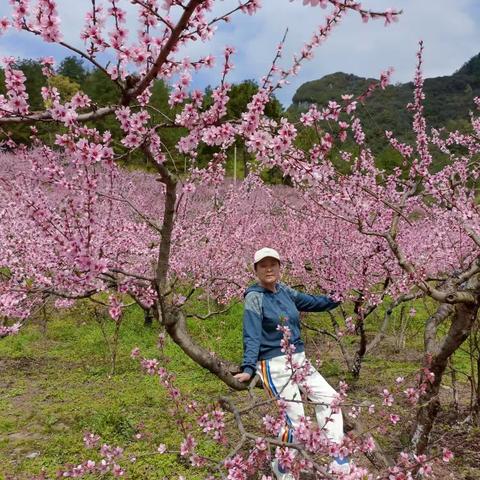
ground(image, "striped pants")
xmin=258 ymin=352 xmax=344 ymax=445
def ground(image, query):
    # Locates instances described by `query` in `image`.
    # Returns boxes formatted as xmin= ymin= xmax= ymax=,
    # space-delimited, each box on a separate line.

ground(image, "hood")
xmin=244 ymin=283 xmax=277 ymax=297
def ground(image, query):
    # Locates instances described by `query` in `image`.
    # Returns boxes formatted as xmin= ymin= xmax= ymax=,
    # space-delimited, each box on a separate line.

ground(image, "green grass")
xmin=0 ymin=300 xmax=244 ymax=479
xmin=0 ymin=296 xmax=478 ymax=478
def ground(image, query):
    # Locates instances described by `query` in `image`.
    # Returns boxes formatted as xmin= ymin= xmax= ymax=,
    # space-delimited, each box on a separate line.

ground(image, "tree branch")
xmin=126 ymin=0 xmax=204 ymax=103
xmin=0 ymin=106 xmax=117 ymax=125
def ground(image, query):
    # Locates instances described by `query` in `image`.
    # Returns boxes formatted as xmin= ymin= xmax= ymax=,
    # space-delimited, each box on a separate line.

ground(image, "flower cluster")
xmin=0 ymin=57 xmax=29 ymax=116
xmin=57 ymin=434 xmax=125 ymax=478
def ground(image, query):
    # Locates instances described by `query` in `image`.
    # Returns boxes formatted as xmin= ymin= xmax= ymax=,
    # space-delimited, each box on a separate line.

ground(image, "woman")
xmin=234 ymin=247 xmax=350 ymax=478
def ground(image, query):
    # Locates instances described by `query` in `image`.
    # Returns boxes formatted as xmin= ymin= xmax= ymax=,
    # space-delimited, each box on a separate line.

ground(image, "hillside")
xmin=289 ymin=53 xmax=480 ymax=152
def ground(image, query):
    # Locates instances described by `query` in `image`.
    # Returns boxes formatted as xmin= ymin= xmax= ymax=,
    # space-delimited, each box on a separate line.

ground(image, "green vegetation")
xmin=1 ymin=297 xmax=479 ymax=478
xmin=0 ymin=300 xmax=243 ymax=479
xmin=6 ymin=51 xmax=479 ymax=178
xmin=288 ymin=52 xmax=480 ymax=169
xmin=0 ymin=57 xmax=285 ymax=180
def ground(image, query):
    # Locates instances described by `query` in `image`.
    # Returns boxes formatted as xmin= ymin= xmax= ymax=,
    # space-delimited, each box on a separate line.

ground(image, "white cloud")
xmin=212 ymin=0 xmax=480 ymax=104
xmin=0 ymin=0 xmax=478 ymax=106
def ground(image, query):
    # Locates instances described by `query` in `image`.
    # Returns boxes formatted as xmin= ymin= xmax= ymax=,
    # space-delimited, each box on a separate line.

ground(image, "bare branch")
xmin=31 ymin=287 xmax=98 ymax=300
xmin=219 ymin=396 xmax=336 ymax=479
xmin=301 ymin=319 xmax=338 ymax=342
xmin=97 ymin=191 xmax=162 ymax=233
xmin=186 ymin=301 xmax=238 ymax=320
xmin=109 ymin=268 xmax=155 ymax=283
xmin=130 ymin=0 xmax=175 ymax=31
xmin=384 ymin=232 xmax=477 ymax=304
xmin=127 ymin=0 xmax=205 ymax=102
xmin=367 ymin=290 xmax=425 ymax=354
xmin=0 ymin=106 xmax=117 ymax=125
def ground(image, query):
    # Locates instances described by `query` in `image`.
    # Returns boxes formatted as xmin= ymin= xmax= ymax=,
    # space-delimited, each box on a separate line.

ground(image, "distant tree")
xmin=82 ymin=68 xmax=121 ymax=105
xmin=455 ymin=52 xmax=480 ymax=76
xmin=227 ymin=79 xmax=283 ymax=122
xmin=0 ymin=60 xmax=46 ymax=144
xmin=226 ymin=80 xmax=283 ymax=180
xmin=17 ymin=59 xmax=46 ymax=110
xmin=81 ymin=68 xmax=123 ymax=151
xmin=46 ymin=75 xmax=80 ymax=104
xmin=57 ymin=56 xmax=87 ymax=84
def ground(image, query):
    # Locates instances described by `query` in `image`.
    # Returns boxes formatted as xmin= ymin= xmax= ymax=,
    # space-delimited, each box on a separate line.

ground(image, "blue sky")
xmin=0 ymin=0 xmax=479 ymax=107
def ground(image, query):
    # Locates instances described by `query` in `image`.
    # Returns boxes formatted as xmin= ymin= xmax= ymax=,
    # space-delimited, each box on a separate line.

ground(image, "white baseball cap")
xmin=254 ymin=247 xmax=281 ymax=265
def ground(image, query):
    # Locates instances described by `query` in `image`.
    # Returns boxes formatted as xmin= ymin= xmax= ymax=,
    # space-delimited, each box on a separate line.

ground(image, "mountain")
xmin=288 ymin=53 xmax=480 ymax=156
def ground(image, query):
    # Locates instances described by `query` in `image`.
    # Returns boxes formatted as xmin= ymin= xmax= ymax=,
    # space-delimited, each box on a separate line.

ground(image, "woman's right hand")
xmin=233 ymin=372 xmax=252 ymax=382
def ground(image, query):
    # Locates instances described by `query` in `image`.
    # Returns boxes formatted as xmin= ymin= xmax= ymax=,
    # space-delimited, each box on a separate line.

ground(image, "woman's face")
xmin=255 ymin=257 xmax=281 ymax=290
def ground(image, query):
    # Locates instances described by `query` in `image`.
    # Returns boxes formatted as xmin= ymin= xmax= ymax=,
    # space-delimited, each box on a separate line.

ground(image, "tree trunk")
xmin=327 ymin=311 xmax=353 ymax=372
xmin=41 ymin=301 xmax=48 ymax=335
xmin=351 ymin=318 xmax=366 ymax=378
xmin=163 ymin=307 xmax=247 ymax=390
xmin=144 ymin=307 xmax=155 ymax=327
xmin=143 ymin=145 xmax=249 ymax=390
xmin=156 ymin=179 xmax=177 ymax=293
xmin=411 ymin=297 xmax=479 ymax=454
xmin=351 ymin=298 xmax=377 ymax=378
xmin=242 ymin=145 xmax=249 ymax=178
xmin=449 ymin=358 xmax=459 ymax=412
xmin=474 ymin=342 xmax=480 ymax=424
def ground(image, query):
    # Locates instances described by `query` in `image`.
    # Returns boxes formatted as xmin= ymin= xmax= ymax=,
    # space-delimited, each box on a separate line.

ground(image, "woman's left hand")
xmin=233 ymin=372 xmax=252 ymax=382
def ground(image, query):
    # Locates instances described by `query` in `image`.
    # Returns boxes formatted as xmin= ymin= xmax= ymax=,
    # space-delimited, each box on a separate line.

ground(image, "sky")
xmin=0 ymin=0 xmax=479 ymax=107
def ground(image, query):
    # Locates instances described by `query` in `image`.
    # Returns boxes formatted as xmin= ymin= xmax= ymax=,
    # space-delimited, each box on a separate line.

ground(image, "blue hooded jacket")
xmin=241 ymin=282 xmax=340 ymax=376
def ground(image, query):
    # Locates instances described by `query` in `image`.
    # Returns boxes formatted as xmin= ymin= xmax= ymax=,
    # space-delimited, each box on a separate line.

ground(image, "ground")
xmin=0 ymin=299 xmax=479 ymax=479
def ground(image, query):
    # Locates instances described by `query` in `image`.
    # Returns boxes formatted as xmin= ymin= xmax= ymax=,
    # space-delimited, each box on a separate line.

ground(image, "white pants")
xmin=257 ymin=352 xmax=344 ymax=445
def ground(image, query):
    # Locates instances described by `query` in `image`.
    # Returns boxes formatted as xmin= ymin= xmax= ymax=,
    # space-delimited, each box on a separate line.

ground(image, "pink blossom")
xmin=108 ymin=295 xmax=122 ymax=321
xmin=83 ymin=432 xmax=100 ymax=449
xmin=130 ymin=347 xmax=140 ymax=359
xmin=389 ymin=414 xmax=400 ymax=425
xmin=382 ymin=389 xmax=394 ymax=407
xmin=442 ymin=448 xmax=453 ymax=463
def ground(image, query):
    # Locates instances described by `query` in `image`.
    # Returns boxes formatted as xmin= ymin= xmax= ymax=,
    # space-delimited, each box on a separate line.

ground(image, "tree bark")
xmin=424 ymin=303 xmax=455 ymax=353
xmin=474 ymin=337 xmax=480 ymax=424
xmin=149 ymin=161 xmax=246 ymax=389
xmin=351 ymin=320 xmax=366 ymax=378
xmin=156 ymin=179 xmax=177 ymax=293
xmin=163 ymin=307 xmax=247 ymax=390
xmin=351 ymin=296 xmax=377 ymax=378
xmin=411 ymin=277 xmax=479 ymax=454
xmin=242 ymin=145 xmax=249 ymax=178
xmin=143 ymin=307 xmax=155 ymax=327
